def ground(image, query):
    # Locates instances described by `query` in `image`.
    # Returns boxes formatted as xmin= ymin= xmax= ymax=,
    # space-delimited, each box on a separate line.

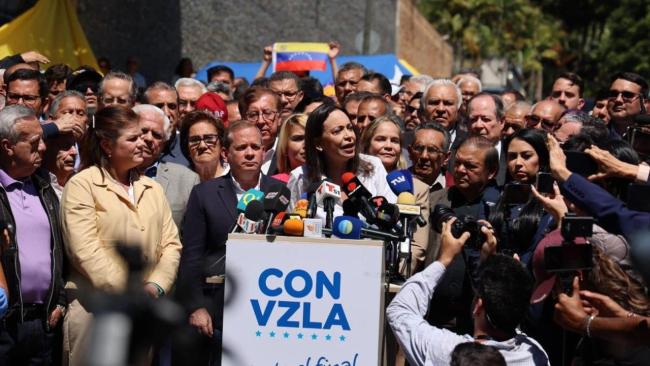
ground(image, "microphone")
xmin=396 ymin=192 xmax=426 ymax=227
xmin=268 ymin=211 xmax=289 ymax=234
xmin=332 ymin=216 xmax=401 ymax=241
xmin=386 ymin=169 xmax=415 ymax=195
xmin=283 ymin=217 xmax=304 ymax=236
xmin=342 ymin=199 xmax=359 ymax=218
xmin=235 ymin=200 xmax=265 ymax=234
xmin=293 ymin=199 xmax=309 ymax=218
xmin=316 ymin=180 xmax=342 ymax=232
xmin=262 ymin=185 xmax=291 ymax=234
xmin=375 ymin=201 xmax=401 ymax=232
xmin=341 ymin=172 xmax=377 ymax=223
xmin=305 ymin=181 xmax=321 ymax=218
xmin=236 ymin=188 xmax=265 ymax=212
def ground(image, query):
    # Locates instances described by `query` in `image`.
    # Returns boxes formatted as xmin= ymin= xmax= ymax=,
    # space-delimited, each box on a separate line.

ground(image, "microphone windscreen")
xmin=245 ymin=200 xmax=265 ymax=221
xmin=263 ymin=185 xmax=291 ymax=213
xmin=341 ymin=172 xmax=356 ymax=185
xmin=294 ymin=199 xmax=309 ymax=218
xmin=386 ymin=169 xmax=414 ymax=195
xmin=397 ymin=192 xmax=416 ymax=205
xmin=283 ymin=218 xmax=304 ymax=236
xmin=332 ymin=216 xmax=363 ymax=239
xmin=236 ymin=188 xmax=264 ymax=212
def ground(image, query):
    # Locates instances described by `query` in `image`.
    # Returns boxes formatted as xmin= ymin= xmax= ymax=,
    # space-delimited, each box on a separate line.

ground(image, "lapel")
xmin=91 ymin=167 xmax=152 ymax=210
xmin=217 ymin=174 xmax=237 ymax=219
xmin=155 ymin=162 xmax=171 ymax=192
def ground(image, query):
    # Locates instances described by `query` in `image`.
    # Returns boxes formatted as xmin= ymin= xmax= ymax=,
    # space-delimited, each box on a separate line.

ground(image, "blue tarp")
xmin=196 ymin=54 xmax=418 ymax=91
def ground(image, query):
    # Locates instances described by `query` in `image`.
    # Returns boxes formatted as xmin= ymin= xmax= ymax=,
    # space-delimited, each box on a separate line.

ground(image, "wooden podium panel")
xmin=222 ymin=234 xmax=385 ymax=365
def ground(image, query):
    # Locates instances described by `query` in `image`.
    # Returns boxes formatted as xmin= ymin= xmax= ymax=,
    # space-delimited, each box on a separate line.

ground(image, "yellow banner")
xmin=0 ymin=0 xmax=98 ymax=70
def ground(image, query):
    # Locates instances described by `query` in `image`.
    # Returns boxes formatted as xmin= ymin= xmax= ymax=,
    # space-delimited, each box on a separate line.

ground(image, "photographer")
xmin=425 ymin=136 xmax=500 ymax=334
xmin=387 ymin=218 xmax=549 ymax=366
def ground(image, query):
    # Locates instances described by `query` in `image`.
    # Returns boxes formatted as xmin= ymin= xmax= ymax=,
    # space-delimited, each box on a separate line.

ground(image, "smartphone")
xmin=502 ymin=183 xmax=532 ymax=205
xmin=561 ymin=215 xmax=594 ymax=240
xmin=536 ymin=172 xmax=555 ymax=194
xmin=627 ymin=183 xmax=650 ymax=212
xmin=565 ymin=151 xmax=599 ymax=177
xmin=544 ymin=244 xmax=593 ymax=273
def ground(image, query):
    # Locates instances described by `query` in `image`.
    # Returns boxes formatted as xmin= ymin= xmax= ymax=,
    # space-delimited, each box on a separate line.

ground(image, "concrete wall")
xmin=76 ymin=0 xmax=451 ymax=82
xmin=396 ymin=0 xmax=453 ymax=77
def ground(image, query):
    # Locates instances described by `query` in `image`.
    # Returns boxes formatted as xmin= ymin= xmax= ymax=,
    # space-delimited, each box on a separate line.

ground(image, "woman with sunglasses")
xmin=179 ymin=110 xmax=229 ymax=182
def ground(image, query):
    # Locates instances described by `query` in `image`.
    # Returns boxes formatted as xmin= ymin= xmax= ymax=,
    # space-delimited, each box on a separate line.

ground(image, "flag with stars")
xmin=272 ymin=42 xmax=329 ymax=72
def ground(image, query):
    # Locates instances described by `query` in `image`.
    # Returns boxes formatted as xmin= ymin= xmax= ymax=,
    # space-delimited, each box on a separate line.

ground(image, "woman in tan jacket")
xmin=60 ymin=106 xmax=182 ymax=365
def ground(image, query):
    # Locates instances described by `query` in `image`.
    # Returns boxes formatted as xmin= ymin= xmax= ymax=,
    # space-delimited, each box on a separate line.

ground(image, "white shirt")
xmin=232 ymin=174 xmax=262 ymax=201
xmin=287 ymin=154 xmax=397 ymax=222
xmin=495 ymin=139 xmax=502 ymax=159
xmin=261 ymin=138 xmax=279 ymax=175
xmin=387 ymin=261 xmax=550 ymax=366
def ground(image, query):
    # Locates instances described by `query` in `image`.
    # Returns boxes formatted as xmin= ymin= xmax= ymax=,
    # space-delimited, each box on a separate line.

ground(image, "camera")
xmin=628 ymin=115 xmax=650 ymax=160
xmin=431 ymin=204 xmax=487 ymax=250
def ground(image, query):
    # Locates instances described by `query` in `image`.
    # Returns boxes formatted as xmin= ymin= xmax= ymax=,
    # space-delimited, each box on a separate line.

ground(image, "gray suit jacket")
xmin=155 ymin=160 xmax=200 ymax=229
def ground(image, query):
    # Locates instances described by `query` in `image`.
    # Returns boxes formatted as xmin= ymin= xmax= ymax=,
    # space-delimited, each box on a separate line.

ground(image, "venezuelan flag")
xmin=273 ymin=42 xmax=329 ymax=72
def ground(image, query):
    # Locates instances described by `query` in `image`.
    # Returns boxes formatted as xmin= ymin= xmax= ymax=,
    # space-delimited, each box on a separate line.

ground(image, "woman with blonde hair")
xmin=272 ymin=113 xmax=307 ymax=183
xmin=360 ymin=114 xmax=408 ymax=172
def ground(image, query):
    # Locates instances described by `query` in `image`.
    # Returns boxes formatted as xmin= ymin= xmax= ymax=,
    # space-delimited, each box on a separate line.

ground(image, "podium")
xmin=222 ymin=234 xmax=385 ymax=366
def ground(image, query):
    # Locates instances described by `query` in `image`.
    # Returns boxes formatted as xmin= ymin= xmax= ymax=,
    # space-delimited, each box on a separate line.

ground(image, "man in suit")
xmin=424 ymin=136 xmax=501 ymax=335
xmin=134 ymin=104 xmax=199 ymax=229
xmin=177 ymin=120 xmax=282 ymax=365
xmin=467 ymin=92 xmax=508 ymax=186
xmin=240 ymin=87 xmax=281 ymax=175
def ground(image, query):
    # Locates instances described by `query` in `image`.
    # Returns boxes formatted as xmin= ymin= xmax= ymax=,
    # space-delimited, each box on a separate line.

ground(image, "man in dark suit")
xmin=134 ymin=104 xmax=199 ymax=229
xmin=424 ymin=136 xmax=501 ymax=335
xmin=177 ymin=120 xmax=282 ymax=365
xmin=239 ymin=87 xmax=282 ymax=175
xmin=467 ymin=92 xmax=508 ymax=186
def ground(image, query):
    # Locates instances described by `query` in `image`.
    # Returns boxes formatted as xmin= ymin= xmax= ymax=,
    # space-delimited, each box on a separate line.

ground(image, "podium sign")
xmin=223 ymin=234 xmax=385 ymax=366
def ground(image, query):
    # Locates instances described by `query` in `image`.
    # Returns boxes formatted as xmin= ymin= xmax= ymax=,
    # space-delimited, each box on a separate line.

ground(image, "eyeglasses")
xmin=7 ymin=93 xmax=41 ymax=103
xmin=525 ymin=115 xmax=556 ymax=131
xmin=188 ymin=133 xmax=220 ymax=148
xmin=608 ymin=90 xmax=641 ymax=103
xmin=101 ymin=96 xmax=131 ymax=105
xmin=153 ymin=102 xmax=178 ymax=111
xmin=411 ymin=145 xmax=443 ymax=155
xmin=245 ymin=110 xmax=277 ymax=121
xmin=72 ymin=84 xmax=98 ymax=94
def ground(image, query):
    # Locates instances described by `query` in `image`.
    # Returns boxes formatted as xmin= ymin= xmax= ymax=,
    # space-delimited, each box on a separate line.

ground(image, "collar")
xmin=431 ymin=172 xmax=446 ymax=191
xmin=231 ymin=173 xmax=262 ymax=194
xmin=0 ymin=168 xmax=27 ymax=189
xmin=264 ymin=138 xmax=279 ymax=161
xmin=495 ymin=140 xmax=502 ymax=158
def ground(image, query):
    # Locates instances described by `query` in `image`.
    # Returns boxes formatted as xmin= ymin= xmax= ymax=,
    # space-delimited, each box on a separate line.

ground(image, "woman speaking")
xmin=60 ymin=106 xmax=182 ymax=365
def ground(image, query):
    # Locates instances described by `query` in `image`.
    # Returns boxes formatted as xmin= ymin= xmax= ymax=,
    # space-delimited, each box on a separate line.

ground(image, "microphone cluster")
xmin=231 ymin=170 xmax=427 ymax=244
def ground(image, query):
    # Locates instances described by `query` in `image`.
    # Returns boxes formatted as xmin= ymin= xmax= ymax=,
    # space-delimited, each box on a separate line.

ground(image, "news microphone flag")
xmin=387 ymin=169 xmax=414 ymax=195
xmin=333 ymin=216 xmax=363 ymax=240
xmin=236 ymin=188 xmax=264 ymax=212
xmin=272 ymin=42 xmax=329 ymax=72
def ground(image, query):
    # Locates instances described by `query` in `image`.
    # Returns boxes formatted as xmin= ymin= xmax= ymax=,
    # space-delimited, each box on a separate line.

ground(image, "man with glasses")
xmin=175 ymin=77 xmax=207 ymax=122
xmin=501 ymin=101 xmax=531 ymax=139
xmin=98 ymin=71 xmax=136 ymax=109
xmin=607 ymin=72 xmax=648 ymax=139
xmin=144 ymin=81 xmax=188 ymax=166
xmin=269 ymin=71 xmax=303 ymax=123
xmin=408 ymin=122 xmax=451 ymax=191
xmin=549 ymin=72 xmax=585 ymax=110
xmin=335 ymin=62 xmax=367 ymax=105
xmin=134 ymin=104 xmax=199 ymax=228
xmin=525 ymin=99 xmax=565 ymax=132
xmin=239 ymin=87 xmax=281 ymax=175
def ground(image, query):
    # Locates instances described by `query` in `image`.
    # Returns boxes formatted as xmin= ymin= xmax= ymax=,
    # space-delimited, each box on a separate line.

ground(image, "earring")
xmin=316 ymin=146 xmax=323 ymax=152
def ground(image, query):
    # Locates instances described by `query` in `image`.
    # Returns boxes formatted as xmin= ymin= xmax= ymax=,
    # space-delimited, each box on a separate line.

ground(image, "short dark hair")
xmin=337 ymin=62 xmax=368 ymax=79
xmin=179 ymin=110 xmax=225 ymax=164
xmin=5 ymin=68 xmax=48 ymax=100
xmin=450 ymin=342 xmax=506 ymax=366
xmin=361 ymin=72 xmax=391 ymax=96
xmin=359 ymin=93 xmax=392 ymax=114
xmin=238 ymin=86 xmax=280 ymax=115
xmin=207 ymin=65 xmax=235 ymax=83
xmin=468 ymin=92 xmax=504 ymax=120
xmin=45 ymin=64 xmax=72 ymax=86
xmin=458 ymin=136 xmax=499 ymax=176
xmin=611 ymin=72 xmax=649 ymax=96
xmin=269 ymin=71 xmax=302 ymax=90
xmin=557 ymin=72 xmax=585 ymax=97
xmin=224 ymin=120 xmax=260 ymax=150
xmin=476 ymin=254 xmax=533 ymax=334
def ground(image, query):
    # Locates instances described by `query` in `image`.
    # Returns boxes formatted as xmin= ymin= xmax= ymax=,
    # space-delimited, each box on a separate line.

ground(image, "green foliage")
xmin=418 ymin=0 xmax=650 ymax=98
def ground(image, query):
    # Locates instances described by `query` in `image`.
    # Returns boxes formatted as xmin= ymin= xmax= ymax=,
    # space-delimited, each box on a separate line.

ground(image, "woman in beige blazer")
xmin=60 ymin=106 xmax=182 ymax=365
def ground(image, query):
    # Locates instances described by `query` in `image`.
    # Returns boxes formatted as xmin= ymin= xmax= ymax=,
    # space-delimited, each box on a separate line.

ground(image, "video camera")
xmin=544 ymin=214 xmax=594 ymax=295
xmin=431 ymin=204 xmax=487 ymax=250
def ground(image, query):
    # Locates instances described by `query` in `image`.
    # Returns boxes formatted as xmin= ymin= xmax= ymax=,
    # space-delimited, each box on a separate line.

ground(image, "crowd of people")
xmin=0 ymin=46 xmax=649 ymax=366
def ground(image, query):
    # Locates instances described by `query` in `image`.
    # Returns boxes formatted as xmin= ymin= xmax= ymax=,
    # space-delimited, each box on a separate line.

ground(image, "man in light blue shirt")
xmin=387 ymin=218 xmax=549 ymax=366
